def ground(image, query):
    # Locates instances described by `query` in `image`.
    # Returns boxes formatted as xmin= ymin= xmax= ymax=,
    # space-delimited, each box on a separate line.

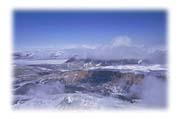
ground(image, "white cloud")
xmin=90 ymin=36 xmax=145 ymax=59
xmin=87 ymin=36 xmax=166 ymax=64
xmin=110 ymin=36 xmax=132 ymax=47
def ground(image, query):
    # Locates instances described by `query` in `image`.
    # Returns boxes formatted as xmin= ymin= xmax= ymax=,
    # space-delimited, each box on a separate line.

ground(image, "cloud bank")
xmin=82 ymin=36 xmax=166 ymax=64
xmin=15 ymin=36 xmax=167 ymax=64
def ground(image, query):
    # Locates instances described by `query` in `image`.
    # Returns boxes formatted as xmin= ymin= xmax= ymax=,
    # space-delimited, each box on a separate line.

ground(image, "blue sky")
xmin=14 ymin=10 xmax=166 ymax=49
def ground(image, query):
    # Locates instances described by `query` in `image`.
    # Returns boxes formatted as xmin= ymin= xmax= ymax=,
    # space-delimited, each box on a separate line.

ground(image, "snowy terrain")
xmin=12 ymin=37 xmax=167 ymax=110
xmin=12 ymin=50 xmax=167 ymax=110
xmin=14 ymin=59 xmax=67 ymax=65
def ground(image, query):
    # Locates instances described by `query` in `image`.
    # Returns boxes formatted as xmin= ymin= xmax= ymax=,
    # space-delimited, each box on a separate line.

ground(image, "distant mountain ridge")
xmin=13 ymin=47 xmax=166 ymax=65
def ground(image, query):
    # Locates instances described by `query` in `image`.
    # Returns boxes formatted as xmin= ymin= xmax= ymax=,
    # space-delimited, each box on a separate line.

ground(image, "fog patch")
xmin=141 ymin=76 xmax=167 ymax=107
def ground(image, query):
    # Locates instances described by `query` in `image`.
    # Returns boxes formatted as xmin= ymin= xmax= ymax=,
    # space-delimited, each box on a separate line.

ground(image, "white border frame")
xmin=0 ymin=0 xmax=180 ymax=119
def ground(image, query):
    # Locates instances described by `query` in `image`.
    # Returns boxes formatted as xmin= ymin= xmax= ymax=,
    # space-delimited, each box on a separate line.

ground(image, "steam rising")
xmin=141 ymin=76 xmax=167 ymax=107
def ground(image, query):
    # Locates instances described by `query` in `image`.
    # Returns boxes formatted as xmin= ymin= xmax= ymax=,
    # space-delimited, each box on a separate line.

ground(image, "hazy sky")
xmin=14 ymin=10 xmax=166 ymax=49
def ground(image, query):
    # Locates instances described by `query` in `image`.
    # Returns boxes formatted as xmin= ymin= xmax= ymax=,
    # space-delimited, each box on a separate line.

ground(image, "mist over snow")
xmin=141 ymin=76 xmax=167 ymax=107
xmin=64 ymin=36 xmax=167 ymax=64
xmin=14 ymin=36 xmax=167 ymax=64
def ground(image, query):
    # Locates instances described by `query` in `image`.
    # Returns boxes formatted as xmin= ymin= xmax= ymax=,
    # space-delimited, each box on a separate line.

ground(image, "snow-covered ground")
xmin=13 ymin=57 xmax=167 ymax=110
xmin=14 ymin=59 xmax=67 ymax=65
xmin=13 ymin=75 xmax=166 ymax=110
xmin=90 ymin=64 xmax=167 ymax=72
xmin=13 ymin=93 xmax=146 ymax=110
